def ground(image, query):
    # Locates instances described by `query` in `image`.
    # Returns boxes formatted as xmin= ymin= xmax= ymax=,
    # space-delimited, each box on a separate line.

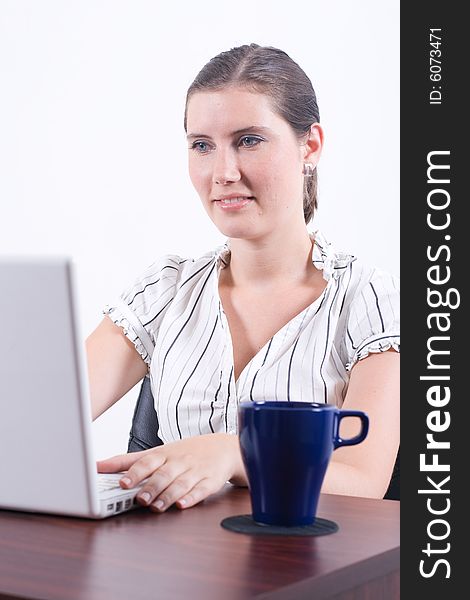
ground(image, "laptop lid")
xmin=0 ymin=258 xmax=101 ymax=517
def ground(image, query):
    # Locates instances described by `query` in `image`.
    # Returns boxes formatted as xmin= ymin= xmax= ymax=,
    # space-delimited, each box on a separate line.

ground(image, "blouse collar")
xmin=215 ymin=229 xmax=355 ymax=282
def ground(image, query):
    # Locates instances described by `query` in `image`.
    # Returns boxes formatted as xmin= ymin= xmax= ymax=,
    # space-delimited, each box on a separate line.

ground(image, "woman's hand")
xmin=97 ymin=433 xmax=247 ymax=512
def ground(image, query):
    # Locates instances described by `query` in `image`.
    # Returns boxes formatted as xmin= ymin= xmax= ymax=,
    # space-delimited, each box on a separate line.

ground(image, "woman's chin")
xmin=213 ymin=223 xmax=262 ymax=241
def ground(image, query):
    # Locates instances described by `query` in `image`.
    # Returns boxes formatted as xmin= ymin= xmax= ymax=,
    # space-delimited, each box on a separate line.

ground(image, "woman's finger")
xmin=119 ymin=450 xmax=168 ymax=490
xmin=175 ymin=477 xmax=221 ymax=510
xmin=96 ymin=449 xmax=149 ymax=473
xmin=136 ymin=462 xmax=193 ymax=508
xmin=147 ymin=470 xmax=200 ymax=512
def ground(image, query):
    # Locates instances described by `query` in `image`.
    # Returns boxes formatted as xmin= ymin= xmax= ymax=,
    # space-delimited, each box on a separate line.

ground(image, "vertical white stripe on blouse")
xmin=104 ymin=230 xmax=400 ymax=443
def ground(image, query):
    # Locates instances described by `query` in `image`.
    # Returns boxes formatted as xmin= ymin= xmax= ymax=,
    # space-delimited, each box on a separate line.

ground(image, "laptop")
xmin=0 ymin=257 xmax=143 ymax=518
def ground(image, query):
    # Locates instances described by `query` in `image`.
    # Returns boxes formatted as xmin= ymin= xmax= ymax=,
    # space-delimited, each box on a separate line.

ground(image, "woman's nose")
xmin=212 ymin=149 xmax=241 ymax=185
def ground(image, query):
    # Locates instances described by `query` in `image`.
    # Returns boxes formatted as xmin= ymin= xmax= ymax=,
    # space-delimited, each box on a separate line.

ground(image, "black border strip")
xmin=401 ymin=2 xmax=465 ymax=595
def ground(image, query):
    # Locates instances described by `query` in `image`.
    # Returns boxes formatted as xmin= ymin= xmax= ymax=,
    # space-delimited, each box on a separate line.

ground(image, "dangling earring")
xmin=303 ymin=162 xmax=315 ymax=177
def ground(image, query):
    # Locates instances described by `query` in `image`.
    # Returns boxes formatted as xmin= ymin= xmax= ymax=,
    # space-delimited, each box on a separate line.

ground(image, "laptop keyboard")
xmin=97 ymin=475 xmax=124 ymax=493
xmin=97 ymin=473 xmax=142 ymax=515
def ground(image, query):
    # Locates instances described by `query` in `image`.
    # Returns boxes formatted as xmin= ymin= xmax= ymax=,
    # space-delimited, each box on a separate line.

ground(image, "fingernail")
xmin=154 ymin=499 xmax=165 ymax=510
xmin=120 ymin=477 xmax=132 ymax=487
xmin=178 ymin=498 xmax=187 ymax=507
xmin=139 ymin=492 xmax=152 ymax=504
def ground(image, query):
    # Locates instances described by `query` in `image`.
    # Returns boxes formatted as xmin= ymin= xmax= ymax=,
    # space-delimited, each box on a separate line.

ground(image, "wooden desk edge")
xmin=255 ymin=546 xmax=400 ymax=600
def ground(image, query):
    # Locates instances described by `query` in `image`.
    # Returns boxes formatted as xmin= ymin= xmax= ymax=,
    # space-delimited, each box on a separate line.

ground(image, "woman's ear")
xmin=302 ymin=123 xmax=324 ymax=166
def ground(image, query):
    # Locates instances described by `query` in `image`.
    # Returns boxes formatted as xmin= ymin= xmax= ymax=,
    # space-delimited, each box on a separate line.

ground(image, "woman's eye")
xmin=190 ymin=136 xmax=262 ymax=153
xmin=190 ymin=141 xmax=211 ymax=153
xmin=240 ymin=136 xmax=262 ymax=148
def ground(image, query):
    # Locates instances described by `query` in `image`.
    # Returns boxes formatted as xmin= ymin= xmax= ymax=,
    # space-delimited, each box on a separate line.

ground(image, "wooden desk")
xmin=0 ymin=486 xmax=399 ymax=600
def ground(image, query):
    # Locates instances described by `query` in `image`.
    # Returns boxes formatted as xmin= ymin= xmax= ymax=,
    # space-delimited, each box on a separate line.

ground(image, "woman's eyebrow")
xmin=186 ymin=125 xmax=273 ymax=141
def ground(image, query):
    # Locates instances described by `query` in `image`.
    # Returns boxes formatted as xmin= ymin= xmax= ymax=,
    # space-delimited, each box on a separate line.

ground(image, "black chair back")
xmin=128 ymin=376 xmax=163 ymax=452
xmin=383 ymin=449 xmax=400 ymax=500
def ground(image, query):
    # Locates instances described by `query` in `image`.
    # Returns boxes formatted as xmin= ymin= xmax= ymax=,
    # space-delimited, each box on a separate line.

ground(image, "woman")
xmin=87 ymin=44 xmax=400 ymax=513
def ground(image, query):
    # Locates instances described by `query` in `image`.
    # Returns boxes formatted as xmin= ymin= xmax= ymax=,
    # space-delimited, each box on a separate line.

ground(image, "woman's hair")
xmin=184 ymin=43 xmax=320 ymax=224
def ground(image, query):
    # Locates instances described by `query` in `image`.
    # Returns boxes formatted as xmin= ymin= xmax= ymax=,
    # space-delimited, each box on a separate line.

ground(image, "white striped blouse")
xmin=104 ymin=230 xmax=400 ymax=443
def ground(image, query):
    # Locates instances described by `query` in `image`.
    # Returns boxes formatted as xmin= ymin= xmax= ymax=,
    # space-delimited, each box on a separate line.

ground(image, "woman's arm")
xmin=323 ymin=348 xmax=400 ymax=498
xmin=86 ymin=316 xmax=148 ymax=420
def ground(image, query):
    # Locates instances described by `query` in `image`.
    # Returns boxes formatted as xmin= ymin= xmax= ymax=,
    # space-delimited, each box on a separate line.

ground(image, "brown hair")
xmin=184 ymin=43 xmax=320 ymax=224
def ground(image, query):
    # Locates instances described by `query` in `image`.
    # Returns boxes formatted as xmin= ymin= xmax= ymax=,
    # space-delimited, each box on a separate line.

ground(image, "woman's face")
xmin=186 ymin=87 xmax=312 ymax=241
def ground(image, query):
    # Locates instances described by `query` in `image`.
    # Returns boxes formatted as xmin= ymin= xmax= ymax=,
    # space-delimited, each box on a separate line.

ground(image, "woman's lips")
xmin=213 ymin=196 xmax=255 ymax=210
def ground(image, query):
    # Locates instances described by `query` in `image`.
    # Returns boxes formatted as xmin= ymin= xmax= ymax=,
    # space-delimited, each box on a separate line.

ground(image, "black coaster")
xmin=220 ymin=514 xmax=338 ymax=536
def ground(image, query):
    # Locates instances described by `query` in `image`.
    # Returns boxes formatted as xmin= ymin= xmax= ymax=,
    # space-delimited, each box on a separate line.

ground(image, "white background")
xmin=0 ymin=1 xmax=399 ymax=459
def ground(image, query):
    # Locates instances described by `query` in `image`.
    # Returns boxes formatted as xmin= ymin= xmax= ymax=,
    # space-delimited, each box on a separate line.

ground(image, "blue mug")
xmin=238 ymin=401 xmax=369 ymax=526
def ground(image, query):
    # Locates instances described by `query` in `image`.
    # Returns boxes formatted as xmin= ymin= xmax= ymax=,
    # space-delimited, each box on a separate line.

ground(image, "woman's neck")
xmin=222 ymin=227 xmax=319 ymax=291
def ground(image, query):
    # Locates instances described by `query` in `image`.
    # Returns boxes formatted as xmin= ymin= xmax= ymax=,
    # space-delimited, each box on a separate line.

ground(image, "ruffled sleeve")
xmin=342 ymin=269 xmax=400 ymax=371
xmin=103 ymin=255 xmax=181 ymax=366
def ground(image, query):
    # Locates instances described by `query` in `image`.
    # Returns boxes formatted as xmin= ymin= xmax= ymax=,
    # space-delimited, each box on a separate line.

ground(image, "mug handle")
xmin=333 ymin=410 xmax=369 ymax=449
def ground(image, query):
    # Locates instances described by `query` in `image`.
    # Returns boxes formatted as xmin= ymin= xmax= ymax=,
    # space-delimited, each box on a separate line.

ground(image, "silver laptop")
xmin=0 ymin=257 xmax=143 ymax=518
